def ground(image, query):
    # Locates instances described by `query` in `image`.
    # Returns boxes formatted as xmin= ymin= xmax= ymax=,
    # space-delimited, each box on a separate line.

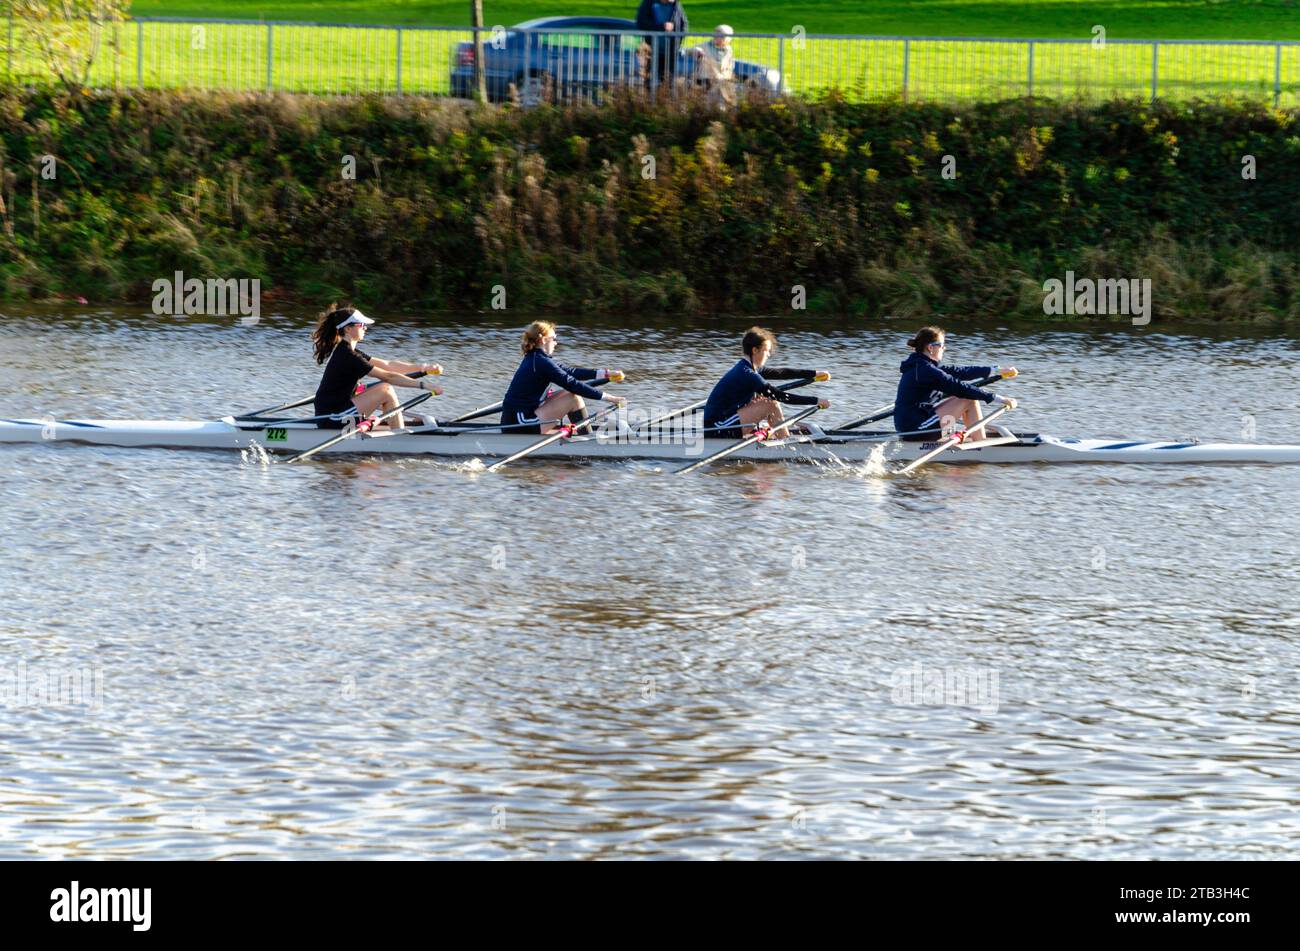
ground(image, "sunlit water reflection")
xmin=1 ymin=308 xmax=1298 ymax=858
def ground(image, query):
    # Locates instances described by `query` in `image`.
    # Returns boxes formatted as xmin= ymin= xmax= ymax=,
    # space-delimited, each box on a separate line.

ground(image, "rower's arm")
xmin=945 ymin=364 xmax=997 ymax=382
xmin=370 ymin=357 xmax=425 ymax=375
xmin=562 ymin=364 xmax=601 ymax=382
xmin=542 ymin=360 xmax=607 ymax=401
xmin=368 ymin=367 xmax=425 ymax=387
xmin=752 ymin=372 xmax=820 ymax=406
xmin=760 ymin=366 xmax=816 ymax=381
xmin=934 ymin=374 xmax=995 ymax=403
xmin=765 ymin=386 xmax=820 ymax=407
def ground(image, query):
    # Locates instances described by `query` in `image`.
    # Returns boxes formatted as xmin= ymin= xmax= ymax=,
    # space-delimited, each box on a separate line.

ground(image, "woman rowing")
xmin=501 ymin=321 xmax=626 ymax=435
xmin=311 ymin=305 xmax=443 ymax=429
xmin=894 ymin=326 xmax=1017 ymax=441
xmin=702 ymin=327 xmax=830 ymax=439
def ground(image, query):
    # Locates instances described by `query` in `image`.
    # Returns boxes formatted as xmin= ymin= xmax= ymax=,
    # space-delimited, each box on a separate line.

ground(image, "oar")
xmin=676 ymin=404 xmax=821 ymax=475
xmin=236 ymin=370 xmax=435 ymax=420
xmin=486 ymin=402 xmax=624 ymax=472
xmin=237 ymin=394 xmax=315 ymax=419
xmin=835 ymin=373 xmax=1005 ymax=432
xmin=285 ymin=390 xmax=433 ymax=464
xmin=443 ymin=377 xmax=611 ymax=426
xmin=894 ymin=403 xmax=1015 ymax=476
xmin=634 ymin=376 xmax=817 ymax=432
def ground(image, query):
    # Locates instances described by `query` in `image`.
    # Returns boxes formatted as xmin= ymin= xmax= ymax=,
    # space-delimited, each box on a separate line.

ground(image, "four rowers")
xmin=312 ymin=310 xmax=1021 ymax=448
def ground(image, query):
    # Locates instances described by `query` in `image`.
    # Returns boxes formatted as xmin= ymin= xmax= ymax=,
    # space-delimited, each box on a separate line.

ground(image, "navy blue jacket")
xmin=703 ymin=359 xmax=818 ymax=427
xmin=636 ymin=0 xmax=689 ymax=38
xmin=502 ymin=350 xmax=605 ymax=416
xmin=894 ymin=352 xmax=997 ymax=433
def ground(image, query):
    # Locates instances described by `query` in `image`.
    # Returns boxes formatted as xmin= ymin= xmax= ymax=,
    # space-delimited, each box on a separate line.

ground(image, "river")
xmin=1 ymin=307 xmax=1298 ymax=859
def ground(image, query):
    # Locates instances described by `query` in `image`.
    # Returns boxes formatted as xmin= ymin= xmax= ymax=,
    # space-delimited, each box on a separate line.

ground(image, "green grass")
xmin=11 ymin=15 xmax=1298 ymax=105
xmin=127 ymin=1 xmax=1300 ymax=41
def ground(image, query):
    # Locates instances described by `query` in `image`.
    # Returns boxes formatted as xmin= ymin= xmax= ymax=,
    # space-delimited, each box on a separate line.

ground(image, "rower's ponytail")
xmin=521 ymin=320 xmax=556 ymax=354
xmin=312 ymin=303 xmax=353 ymax=364
xmin=907 ymin=326 xmax=945 ymax=353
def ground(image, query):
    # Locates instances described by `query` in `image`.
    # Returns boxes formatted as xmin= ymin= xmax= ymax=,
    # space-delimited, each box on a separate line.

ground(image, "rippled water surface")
xmin=2 ymin=308 xmax=1299 ymax=859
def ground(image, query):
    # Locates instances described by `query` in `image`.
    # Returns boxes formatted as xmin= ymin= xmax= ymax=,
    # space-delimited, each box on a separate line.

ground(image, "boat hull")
xmin=4 ymin=418 xmax=1300 ymax=464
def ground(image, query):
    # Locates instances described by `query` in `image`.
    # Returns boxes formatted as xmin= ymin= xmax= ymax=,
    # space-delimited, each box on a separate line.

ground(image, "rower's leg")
xmin=933 ymin=396 xmax=980 ymax=439
xmin=353 ymin=383 xmax=402 ymax=428
xmin=537 ymin=390 xmax=583 ymax=434
xmin=738 ymin=397 xmax=781 ymax=435
xmin=567 ymin=402 xmax=590 ymax=435
xmin=963 ymin=399 xmax=987 ymax=440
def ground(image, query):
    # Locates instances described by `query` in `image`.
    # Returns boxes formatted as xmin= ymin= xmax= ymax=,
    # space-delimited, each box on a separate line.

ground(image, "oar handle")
xmin=354 ymin=369 xmax=430 ymax=395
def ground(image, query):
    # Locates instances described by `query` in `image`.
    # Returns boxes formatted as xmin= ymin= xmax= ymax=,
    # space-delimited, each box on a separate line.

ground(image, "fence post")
xmin=1027 ymin=39 xmax=1034 ymax=96
xmin=136 ymin=18 xmax=143 ymax=88
xmin=1150 ymin=41 xmax=1158 ymax=102
xmin=472 ymin=2 xmax=488 ymax=103
xmin=778 ymin=35 xmax=785 ymax=94
xmin=396 ymin=27 xmax=402 ymax=94
xmin=266 ymin=23 xmax=273 ymax=90
xmin=902 ymin=37 xmax=909 ymax=101
xmin=1275 ymin=43 xmax=1282 ymax=108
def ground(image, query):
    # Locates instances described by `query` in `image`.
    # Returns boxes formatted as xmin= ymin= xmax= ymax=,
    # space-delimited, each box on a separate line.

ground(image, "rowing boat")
xmin=4 ymin=416 xmax=1300 ymax=464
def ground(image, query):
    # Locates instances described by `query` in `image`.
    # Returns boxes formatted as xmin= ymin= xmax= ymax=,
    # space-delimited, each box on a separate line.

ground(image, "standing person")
xmin=501 ymin=321 xmax=626 ymax=435
xmin=893 ymin=326 xmax=1017 ymax=441
xmin=311 ymin=305 xmax=443 ymax=430
xmin=636 ymin=0 xmax=689 ymax=90
xmin=691 ymin=25 xmax=736 ymax=106
xmin=703 ymin=327 xmax=830 ymax=440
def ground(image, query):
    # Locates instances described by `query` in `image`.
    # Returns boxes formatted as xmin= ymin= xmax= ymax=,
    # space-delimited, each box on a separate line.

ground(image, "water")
xmin=1 ymin=308 xmax=1298 ymax=859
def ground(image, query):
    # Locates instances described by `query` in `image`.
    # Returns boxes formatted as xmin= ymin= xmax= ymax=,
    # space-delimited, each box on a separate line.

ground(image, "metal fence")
xmin=4 ymin=17 xmax=1299 ymax=106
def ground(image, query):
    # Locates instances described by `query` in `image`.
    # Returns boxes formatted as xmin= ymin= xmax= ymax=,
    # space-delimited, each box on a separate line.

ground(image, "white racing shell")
xmin=4 ymin=417 xmax=1300 ymax=464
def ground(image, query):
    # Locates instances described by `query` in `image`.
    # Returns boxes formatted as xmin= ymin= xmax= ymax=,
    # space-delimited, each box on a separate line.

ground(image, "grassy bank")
xmin=131 ymin=1 xmax=1300 ymax=41
xmin=0 ymin=87 xmax=1298 ymax=322
xmin=13 ymin=19 xmax=1299 ymax=103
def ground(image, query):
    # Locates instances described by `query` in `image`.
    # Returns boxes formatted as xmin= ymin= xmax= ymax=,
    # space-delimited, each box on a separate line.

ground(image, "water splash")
xmin=808 ymin=442 xmax=890 ymax=478
xmin=240 ymin=442 xmax=272 ymax=467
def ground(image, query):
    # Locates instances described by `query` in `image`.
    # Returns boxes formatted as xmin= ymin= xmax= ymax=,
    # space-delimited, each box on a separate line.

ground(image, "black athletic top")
xmin=314 ymin=344 xmax=373 ymax=417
